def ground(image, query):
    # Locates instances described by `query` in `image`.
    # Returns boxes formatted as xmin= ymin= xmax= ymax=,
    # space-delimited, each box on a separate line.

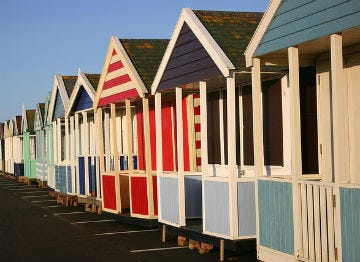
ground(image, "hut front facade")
xmin=65 ymin=69 xmax=101 ymax=201
xmin=94 ymin=37 xmax=168 ymax=217
xmin=151 ymin=8 xmax=270 ymax=240
xmin=0 ymin=122 xmax=4 ymax=174
xmin=245 ymin=0 xmax=360 ymax=261
xmin=47 ymin=75 xmax=76 ymax=194
xmin=22 ymin=109 xmax=36 ymax=181
xmin=12 ymin=115 xmax=24 ymax=178
xmin=4 ymin=120 xmax=13 ymax=175
xmin=34 ymin=102 xmax=47 ymax=184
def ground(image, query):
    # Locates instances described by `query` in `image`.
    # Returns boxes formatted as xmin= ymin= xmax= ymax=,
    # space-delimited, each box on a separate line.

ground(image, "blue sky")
xmin=0 ymin=0 xmax=268 ymax=122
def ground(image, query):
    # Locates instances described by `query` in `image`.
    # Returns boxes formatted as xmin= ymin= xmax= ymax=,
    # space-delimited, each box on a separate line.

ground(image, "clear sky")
xmin=0 ymin=0 xmax=269 ymax=122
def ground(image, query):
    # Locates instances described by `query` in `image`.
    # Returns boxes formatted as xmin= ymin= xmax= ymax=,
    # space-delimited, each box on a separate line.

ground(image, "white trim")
xmin=245 ymin=0 xmax=282 ymax=67
xmin=151 ymin=8 xmax=235 ymax=95
xmin=257 ymin=245 xmax=296 ymax=262
xmin=47 ymin=75 xmax=71 ymax=123
xmin=65 ymin=69 xmax=97 ymax=118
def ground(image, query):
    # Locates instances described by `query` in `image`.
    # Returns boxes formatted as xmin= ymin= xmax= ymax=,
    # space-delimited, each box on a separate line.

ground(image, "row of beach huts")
xmin=0 ymin=1 xmax=359 ymax=261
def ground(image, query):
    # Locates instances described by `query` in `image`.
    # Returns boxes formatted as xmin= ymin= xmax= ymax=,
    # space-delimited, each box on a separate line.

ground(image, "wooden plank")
xmin=306 ymin=185 xmax=315 ymax=260
xmin=300 ymin=183 xmax=309 ymax=258
xmin=326 ymin=186 xmax=335 ymax=262
xmin=176 ymin=87 xmax=185 ymax=226
xmin=186 ymin=94 xmax=196 ymax=171
xmin=125 ymin=100 xmax=133 ymax=172
xmin=288 ymin=47 xmax=303 ymax=258
xmin=319 ymin=186 xmax=328 ymax=262
xmin=313 ymin=185 xmax=321 ymax=261
xmin=83 ymin=112 xmax=89 ymax=196
xmin=155 ymin=93 xmax=163 ymax=220
xmin=227 ymin=72 xmax=238 ymax=238
xmin=142 ymin=97 xmax=154 ymax=217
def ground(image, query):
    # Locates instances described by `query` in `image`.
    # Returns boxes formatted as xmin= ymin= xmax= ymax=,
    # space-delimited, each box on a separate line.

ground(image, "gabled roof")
xmin=22 ymin=108 xmax=36 ymax=134
xmin=4 ymin=120 xmax=11 ymax=138
xmin=0 ymin=122 xmax=4 ymax=139
xmin=245 ymin=0 xmax=360 ymax=66
xmin=13 ymin=115 xmax=22 ymax=136
xmin=93 ymin=37 xmax=169 ymax=108
xmin=66 ymin=69 xmax=100 ymax=117
xmin=47 ymin=75 xmax=76 ymax=123
xmin=34 ymin=103 xmax=46 ymax=130
xmin=151 ymin=8 xmax=263 ymax=94
xmin=120 ymin=39 xmax=169 ymax=89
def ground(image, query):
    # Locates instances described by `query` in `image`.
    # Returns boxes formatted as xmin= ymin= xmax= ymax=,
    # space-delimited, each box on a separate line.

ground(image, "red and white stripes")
xmin=98 ymin=49 xmax=139 ymax=106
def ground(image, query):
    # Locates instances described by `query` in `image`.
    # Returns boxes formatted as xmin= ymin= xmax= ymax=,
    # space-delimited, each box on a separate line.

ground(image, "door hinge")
xmin=333 ymin=195 xmax=336 ymax=207
xmin=320 ymin=144 xmax=323 ymax=155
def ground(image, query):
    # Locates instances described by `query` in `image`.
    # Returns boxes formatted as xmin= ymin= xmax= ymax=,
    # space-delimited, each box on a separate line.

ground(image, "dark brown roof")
xmin=0 ymin=123 xmax=4 ymax=139
xmin=62 ymin=76 xmax=77 ymax=97
xmin=39 ymin=103 xmax=46 ymax=120
xmin=85 ymin=74 xmax=100 ymax=91
xmin=26 ymin=110 xmax=36 ymax=134
xmin=120 ymin=39 xmax=169 ymax=90
xmin=15 ymin=115 xmax=22 ymax=135
xmin=193 ymin=10 xmax=263 ymax=70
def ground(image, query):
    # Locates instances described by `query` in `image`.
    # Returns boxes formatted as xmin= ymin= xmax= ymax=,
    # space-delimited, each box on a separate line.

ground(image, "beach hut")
xmin=44 ymin=94 xmax=54 ymax=189
xmin=4 ymin=120 xmax=13 ymax=175
xmin=22 ymin=108 xmax=36 ymax=183
xmin=34 ymin=102 xmax=47 ymax=185
xmin=65 ymin=69 xmax=101 ymax=204
xmin=0 ymin=122 xmax=4 ymax=175
xmin=13 ymin=115 xmax=24 ymax=179
xmin=47 ymin=75 xmax=76 ymax=194
xmin=151 ymin=8 xmax=273 ymax=242
xmin=245 ymin=0 xmax=360 ymax=261
xmin=93 ymin=37 xmax=168 ymax=217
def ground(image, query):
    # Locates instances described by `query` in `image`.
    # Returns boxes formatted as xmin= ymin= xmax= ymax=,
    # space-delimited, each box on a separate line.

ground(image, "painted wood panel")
xmin=258 ymin=180 xmax=294 ymax=255
xmin=237 ymin=182 xmax=256 ymax=237
xmin=14 ymin=163 xmax=24 ymax=177
xmin=131 ymin=177 xmax=149 ymax=215
xmin=78 ymin=157 xmax=85 ymax=195
xmin=159 ymin=176 xmax=179 ymax=224
xmin=158 ymin=23 xmax=221 ymax=91
xmin=256 ymin=0 xmax=360 ymax=56
xmin=204 ymin=180 xmax=230 ymax=236
xmin=102 ymin=175 xmax=117 ymax=211
xmin=184 ymin=176 xmax=202 ymax=218
xmin=89 ymin=156 xmax=97 ymax=196
xmin=74 ymin=87 xmax=93 ymax=112
xmin=340 ymin=187 xmax=360 ymax=262
xmin=53 ymin=91 xmax=65 ymax=120
xmin=67 ymin=166 xmax=72 ymax=194
xmin=58 ymin=165 xmax=67 ymax=194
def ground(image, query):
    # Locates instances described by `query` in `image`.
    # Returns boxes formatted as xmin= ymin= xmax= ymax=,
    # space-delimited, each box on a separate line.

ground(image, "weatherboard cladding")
xmin=158 ymin=22 xmax=221 ymax=92
xmin=158 ymin=11 xmax=263 ymax=91
xmin=53 ymin=90 xmax=65 ymax=120
xmin=74 ymin=87 xmax=93 ymax=112
xmin=121 ymin=39 xmax=169 ymax=90
xmin=255 ymin=0 xmax=360 ymax=56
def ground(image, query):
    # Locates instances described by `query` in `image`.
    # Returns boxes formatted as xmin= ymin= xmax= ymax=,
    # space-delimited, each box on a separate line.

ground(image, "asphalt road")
xmin=0 ymin=175 xmax=257 ymax=262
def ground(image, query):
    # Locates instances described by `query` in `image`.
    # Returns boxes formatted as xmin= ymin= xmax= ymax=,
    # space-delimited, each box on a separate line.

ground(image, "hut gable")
xmin=13 ymin=116 xmax=22 ymax=136
xmin=34 ymin=103 xmax=45 ymax=131
xmin=245 ymin=0 xmax=360 ymax=66
xmin=66 ymin=69 xmax=99 ymax=117
xmin=21 ymin=109 xmax=36 ymax=134
xmin=47 ymin=75 xmax=76 ymax=122
xmin=151 ymin=8 xmax=263 ymax=93
xmin=94 ymin=37 xmax=168 ymax=107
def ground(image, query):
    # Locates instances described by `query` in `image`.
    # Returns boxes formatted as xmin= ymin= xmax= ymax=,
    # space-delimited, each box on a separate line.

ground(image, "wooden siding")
xmin=255 ymin=0 xmax=360 ymax=56
xmin=184 ymin=176 xmax=202 ymax=218
xmin=53 ymin=91 xmax=65 ymax=120
xmin=258 ymin=180 xmax=294 ymax=255
xmin=67 ymin=166 xmax=72 ymax=193
xmin=204 ymin=180 xmax=230 ymax=236
xmin=158 ymin=23 xmax=221 ymax=91
xmin=88 ymin=156 xmax=97 ymax=196
xmin=57 ymin=165 xmax=67 ymax=194
xmin=74 ymin=87 xmax=93 ymax=112
xmin=159 ymin=176 xmax=179 ymax=224
xmin=340 ymin=187 xmax=360 ymax=261
xmin=78 ymin=157 xmax=85 ymax=195
xmin=102 ymin=175 xmax=117 ymax=211
xmin=131 ymin=177 xmax=149 ymax=215
xmin=237 ymin=182 xmax=256 ymax=237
